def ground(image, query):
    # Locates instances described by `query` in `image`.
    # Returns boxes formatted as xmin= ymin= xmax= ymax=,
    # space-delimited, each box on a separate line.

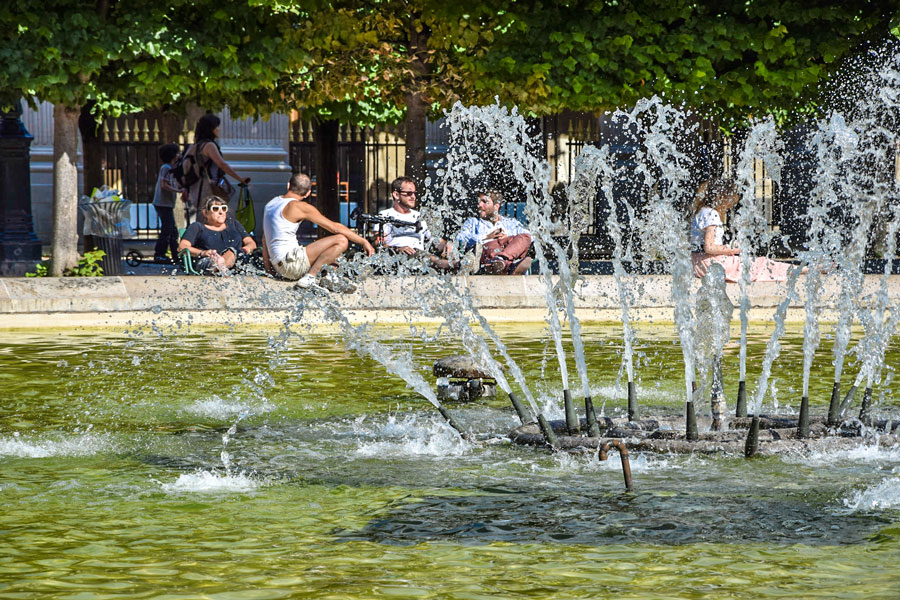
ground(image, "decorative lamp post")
xmin=0 ymin=101 xmax=42 ymax=275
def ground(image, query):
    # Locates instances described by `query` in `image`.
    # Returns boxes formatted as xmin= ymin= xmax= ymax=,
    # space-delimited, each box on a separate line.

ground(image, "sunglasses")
xmin=398 ymin=191 xmax=417 ymax=197
xmin=208 ymin=205 xmax=228 ymax=213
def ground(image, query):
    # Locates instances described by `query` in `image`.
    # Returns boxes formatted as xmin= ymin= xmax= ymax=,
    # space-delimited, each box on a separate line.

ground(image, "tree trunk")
xmin=404 ymin=91 xmax=428 ymax=188
xmin=185 ymin=104 xmax=206 ymax=143
xmin=159 ymin=110 xmax=183 ymax=145
xmin=78 ymin=102 xmax=104 ymax=195
xmin=50 ymin=104 xmax=81 ymax=276
xmin=314 ymin=118 xmax=340 ymax=227
xmin=403 ymin=23 xmax=430 ymax=189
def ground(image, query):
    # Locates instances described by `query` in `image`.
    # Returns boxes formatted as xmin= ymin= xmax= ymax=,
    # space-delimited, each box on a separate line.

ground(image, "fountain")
xmin=4 ymin=42 xmax=900 ymax=600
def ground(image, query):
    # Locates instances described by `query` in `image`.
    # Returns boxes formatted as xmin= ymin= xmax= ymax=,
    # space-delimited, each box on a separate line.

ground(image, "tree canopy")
xmin=465 ymin=0 xmax=900 ymax=122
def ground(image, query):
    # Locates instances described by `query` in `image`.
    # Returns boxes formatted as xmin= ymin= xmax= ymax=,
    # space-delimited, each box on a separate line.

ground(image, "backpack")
xmin=171 ymin=140 xmax=210 ymax=189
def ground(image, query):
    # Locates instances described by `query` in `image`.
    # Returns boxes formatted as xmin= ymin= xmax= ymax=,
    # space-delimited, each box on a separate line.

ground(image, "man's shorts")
xmin=273 ymin=245 xmax=311 ymax=280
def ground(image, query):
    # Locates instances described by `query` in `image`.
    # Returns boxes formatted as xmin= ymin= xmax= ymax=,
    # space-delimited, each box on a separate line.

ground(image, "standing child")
xmin=153 ymin=143 xmax=183 ymax=263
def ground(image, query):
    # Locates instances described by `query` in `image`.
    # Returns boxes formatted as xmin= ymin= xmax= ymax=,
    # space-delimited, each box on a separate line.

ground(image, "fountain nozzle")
xmin=599 ymin=439 xmax=634 ymax=492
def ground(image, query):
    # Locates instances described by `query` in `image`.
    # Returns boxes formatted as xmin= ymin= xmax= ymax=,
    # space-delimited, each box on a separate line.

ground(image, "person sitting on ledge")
xmin=690 ymin=177 xmax=802 ymax=282
xmin=178 ymin=195 xmax=257 ymax=275
xmin=262 ymin=173 xmax=375 ymax=292
xmin=378 ymin=176 xmax=452 ymax=270
xmin=456 ymin=189 xmax=532 ymax=275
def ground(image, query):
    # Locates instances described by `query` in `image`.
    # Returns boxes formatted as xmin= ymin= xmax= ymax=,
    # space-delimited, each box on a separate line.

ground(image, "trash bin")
xmin=93 ymin=236 xmax=123 ymax=275
xmin=79 ymin=188 xmax=135 ymax=276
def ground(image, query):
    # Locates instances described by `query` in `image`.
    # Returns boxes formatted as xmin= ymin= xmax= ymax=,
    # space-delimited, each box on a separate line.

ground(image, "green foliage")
xmin=25 ymin=262 xmax=48 ymax=277
xmin=68 ymin=249 xmax=105 ymax=277
xmin=2 ymin=0 xmax=897 ymax=129
xmin=26 ymin=251 xmax=106 ymax=277
xmin=462 ymin=0 xmax=900 ymax=125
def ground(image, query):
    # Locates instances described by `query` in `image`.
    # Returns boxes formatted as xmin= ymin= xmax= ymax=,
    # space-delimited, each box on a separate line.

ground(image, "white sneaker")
xmin=319 ymin=272 xmax=357 ymax=294
xmin=294 ymin=273 xmax=317 ymax=289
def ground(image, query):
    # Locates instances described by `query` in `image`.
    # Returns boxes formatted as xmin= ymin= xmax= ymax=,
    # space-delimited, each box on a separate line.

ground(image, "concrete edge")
xmin=0 ymin=274 xmax=897 ymax=330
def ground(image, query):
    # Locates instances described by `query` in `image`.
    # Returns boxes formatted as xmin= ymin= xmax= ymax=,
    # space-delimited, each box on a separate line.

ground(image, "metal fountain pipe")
xmin=536 ymin=413 xmax=560 ymax=450
xmin=858 ymin=387 xmax=873 ymax=427
xmin=736 ymin=381 xmax=747 ymax=418
xmin=798 ymin=396 xmax=810 ymax=439
xmin=744 ymin=415 xmax=760 ymax=457
xmin=685 ymin=400 xmax=699 ymax=442
xmin=827 ymin=382 xmax=841 ymax=426
xmin=686 ymin=381 xmax=699 ymax=441
xmin=563 ymin=389 xmax=579 ymax=435
xmin=437 ymin=405 xmax=466 ymax=437
xmin=584 ymin=396 xmax=601 ymax=437
xmin=599 ymin=440 xmax=634 ymax=492
xmin=507 ymin=392 xmax=531 ymax=425
xmin=627 ymin=381 xmax=638 ymax=422
xmin=838 ymin=384 xmax=859 ymax=417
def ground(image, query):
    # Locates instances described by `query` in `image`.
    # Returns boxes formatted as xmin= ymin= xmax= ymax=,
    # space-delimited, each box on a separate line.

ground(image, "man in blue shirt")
xmin=456 ymin=190 xmax=532 ymax=274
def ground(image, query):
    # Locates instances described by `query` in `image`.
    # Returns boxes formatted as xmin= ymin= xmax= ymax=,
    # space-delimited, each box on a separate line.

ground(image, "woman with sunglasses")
xmin=178 ymin=196 xmax=257 ymax=274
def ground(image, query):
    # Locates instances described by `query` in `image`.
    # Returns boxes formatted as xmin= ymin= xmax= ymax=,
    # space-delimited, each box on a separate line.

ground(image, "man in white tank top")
xmin=262 ymin=173 xmax=374 ymax=290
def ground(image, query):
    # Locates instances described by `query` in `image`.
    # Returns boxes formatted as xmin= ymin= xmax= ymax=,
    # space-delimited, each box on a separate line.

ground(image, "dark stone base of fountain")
xmin=508 ymin=415 xmax=900 ymax=454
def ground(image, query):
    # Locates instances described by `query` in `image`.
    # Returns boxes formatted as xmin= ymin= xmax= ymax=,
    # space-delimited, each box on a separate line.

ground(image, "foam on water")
xmin=354 ymin=414 xmax=471 ymax=458
xmin=782 ymin=442 xmax=900 ymax=467
xmin=0 ymin=432 xmax=114 ymax=458
xmin=185 ymin=395 xmax=273 ymax=419
xmin=842 ymin=471 xmax=900 ymax=512
xmin=161 ymin=469 xmax=261 ymax=493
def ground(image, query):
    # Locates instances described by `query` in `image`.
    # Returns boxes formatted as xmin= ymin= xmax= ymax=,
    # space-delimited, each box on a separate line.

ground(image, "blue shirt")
xmin=455 ymin=216 xmax=529 ymax=250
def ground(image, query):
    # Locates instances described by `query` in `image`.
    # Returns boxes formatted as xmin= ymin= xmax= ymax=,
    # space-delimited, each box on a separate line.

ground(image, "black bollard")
xmin=508 ymin=392 xmax=530 ymax=425
xmin=563 ymin=389 xmax=579 ymax=435
xmin=827 ymin=381 xmax=841 ymax=427
xmin=536 ymin=413 xmax=560 ymax=449
xmin=685 ymin=401 xmax=699 ymax=441
xmin=798 ymin=396 xmax=809 ymax=439
xmin=735 ymin=380 xmax=747 ymax=417
xmin=627 ymin=381 xmax=638 ymax=422
xmin=838 ymin=384 xmax=859 ymax=417
xmin=437 ymin=405 xmax=465 ymax=437
xmin=859 ymin=387 xmax=873 ymax=427
xmin=584 ymin=396 xmax=601 ymax=437
xmin=744 ymin=415 xmax=760 ymax=457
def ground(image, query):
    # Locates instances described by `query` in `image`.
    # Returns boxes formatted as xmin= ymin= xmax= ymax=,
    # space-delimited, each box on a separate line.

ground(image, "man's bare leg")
xmin=511 ymin=257 xmax=532 ymax=275
xmin=305 ymin=235 xmax=349 ymax=276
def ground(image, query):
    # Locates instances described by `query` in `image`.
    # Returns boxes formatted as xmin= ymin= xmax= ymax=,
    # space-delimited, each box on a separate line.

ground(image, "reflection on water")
xmin=1 ymin=324 xmax=899 ymax=598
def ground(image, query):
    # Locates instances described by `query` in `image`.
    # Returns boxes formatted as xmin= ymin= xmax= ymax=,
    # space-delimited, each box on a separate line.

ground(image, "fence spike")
xmin=141 ymin=118 xmax=150 ymax=142
xmin=103 ymin=118 xmax=111 ymax=143
xmin=111 ymin=118 xmax=120 ymax=142
xmin=182 ymin=118 xmax=193 ymax=144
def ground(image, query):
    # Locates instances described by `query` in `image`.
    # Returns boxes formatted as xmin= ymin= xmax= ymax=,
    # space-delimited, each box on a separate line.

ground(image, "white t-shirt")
xmin=690 ymin=206 xmax=723 ymax=250
xmin=379 ymin=207 xmax=431 ymax=251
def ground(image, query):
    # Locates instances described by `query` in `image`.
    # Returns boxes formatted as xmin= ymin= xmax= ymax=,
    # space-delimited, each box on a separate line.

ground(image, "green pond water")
xmin=2 ymin=323 xmax=900 ymax=599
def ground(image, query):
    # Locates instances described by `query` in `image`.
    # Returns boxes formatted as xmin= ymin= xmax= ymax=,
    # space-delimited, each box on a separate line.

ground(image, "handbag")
xmin=210 ymin=175 xmax=235 ymax=200
xmin=235 ymin=184 xmax=255 ymax=234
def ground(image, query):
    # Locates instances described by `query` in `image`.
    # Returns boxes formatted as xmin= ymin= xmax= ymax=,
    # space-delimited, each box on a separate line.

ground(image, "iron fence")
xmin=101 ymin=115 xmax=167 ymax=239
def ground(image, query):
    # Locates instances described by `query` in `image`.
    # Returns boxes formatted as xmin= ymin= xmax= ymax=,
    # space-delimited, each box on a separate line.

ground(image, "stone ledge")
xmin=0 ymin=274 xmax=897 ymax=329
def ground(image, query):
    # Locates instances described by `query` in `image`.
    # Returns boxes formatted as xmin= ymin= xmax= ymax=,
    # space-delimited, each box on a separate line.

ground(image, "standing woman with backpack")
xmin=184 ymin=114 xmax=251 ymax=223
